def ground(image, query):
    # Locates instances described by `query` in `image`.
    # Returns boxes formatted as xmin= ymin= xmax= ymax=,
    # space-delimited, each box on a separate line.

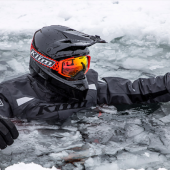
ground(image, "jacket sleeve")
xmin=97 ymin=73 xmax=170 ymax=105
xmin=0 ymin=89 xmax=13 ymax=118
xmin=19 ymin=100 xmax=87 ymax=121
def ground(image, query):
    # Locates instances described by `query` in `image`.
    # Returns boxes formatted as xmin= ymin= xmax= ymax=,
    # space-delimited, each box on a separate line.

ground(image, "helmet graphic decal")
xmin=31 ymin=48 xmax=56 ymax=67
xmin=30 ymin=45 xmax=60 ymax=71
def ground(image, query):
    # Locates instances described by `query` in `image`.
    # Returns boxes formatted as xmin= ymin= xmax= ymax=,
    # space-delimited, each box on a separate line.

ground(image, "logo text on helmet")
xmin=31 ymin=49 xmax=55 ymax=67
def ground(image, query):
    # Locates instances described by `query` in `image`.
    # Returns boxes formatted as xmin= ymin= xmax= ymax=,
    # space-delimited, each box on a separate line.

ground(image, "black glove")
xmin=0 ymin=117 xmax=19 ymax=149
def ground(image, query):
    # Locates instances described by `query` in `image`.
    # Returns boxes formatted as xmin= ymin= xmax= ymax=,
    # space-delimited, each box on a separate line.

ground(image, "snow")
xmin=1 ymin=0 xmax=170 ymax=169
xmin=5 ymin=162 xmax=58 ymax=170
xmin=1 ymin=0 xmax=170 ymax=44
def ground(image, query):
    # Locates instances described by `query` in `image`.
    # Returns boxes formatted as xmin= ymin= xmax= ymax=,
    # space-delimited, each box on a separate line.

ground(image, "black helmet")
xmin=29 ymin=25 xmax=106 ymax=101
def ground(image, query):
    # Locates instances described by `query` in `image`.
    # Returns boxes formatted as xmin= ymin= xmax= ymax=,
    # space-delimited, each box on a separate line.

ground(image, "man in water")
xmin=1 ymin=25 xmax=170 ymax=149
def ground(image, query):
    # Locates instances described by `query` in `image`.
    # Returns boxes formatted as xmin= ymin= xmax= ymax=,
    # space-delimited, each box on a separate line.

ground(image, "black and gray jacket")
xmin=0 ymin=69 xmax=170 ymax=120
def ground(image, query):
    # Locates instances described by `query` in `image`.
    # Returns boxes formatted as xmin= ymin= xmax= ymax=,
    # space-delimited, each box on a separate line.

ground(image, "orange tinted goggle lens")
xmin=59 ymin=56 xmax=90 ymax=78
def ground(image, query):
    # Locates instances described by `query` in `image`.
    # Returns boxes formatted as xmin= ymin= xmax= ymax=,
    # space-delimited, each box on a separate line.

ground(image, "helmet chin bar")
xmin=50 ymin=78 xmax=88 ymax=102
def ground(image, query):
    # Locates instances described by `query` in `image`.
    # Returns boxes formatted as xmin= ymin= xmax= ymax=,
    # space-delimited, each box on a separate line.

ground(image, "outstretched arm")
xmin=97 ymin=73 xmax=170 ymax=105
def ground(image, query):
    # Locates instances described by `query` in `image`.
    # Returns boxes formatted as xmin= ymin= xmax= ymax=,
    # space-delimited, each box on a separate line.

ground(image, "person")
xmin=0 ymin=25 xmax=170 ymax=148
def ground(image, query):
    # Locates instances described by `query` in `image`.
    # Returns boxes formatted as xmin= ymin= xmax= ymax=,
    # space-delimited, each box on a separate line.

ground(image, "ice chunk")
xmin=82 ymin=123 xmax=117 ymax=144
xmin=148 ymin=134 xmax=170 ymax=154
xmin=0 ymin=64 xmax=7 ymax=71
xmin=125 ymin=124 xmax=144 ymax=138
xmin=7 ymin=58 xmax=27 ymax=74
xmin=117 ymin=151 xmax=167 ymax=169
xmin=93 ymin=162 xmax=119 ymax=170
xmin=84 ymin=157 xmax=119 ymax=170
xmin=104 ymin=141 xmax=124 ymax=155
xmin=57 ymin=148 xmax=100 ymax=162
xmin=126 ymin=118 xmax=142 ymax=125
xmin=97 ymin=105 xmax=117 ymax=115
xmin=149 ymin=65 xmax=164 ymax=70
xmin=62 ymin=163 xmax=75 ymax=170
xmin=159 ymin=114 xmax=170 ymax=123
xmin=125 ymin=144 xmax=147 ymax=153
xmin=133 ymin=131 xmax=150 ymax=145
xmin=50 ymin=151 xmax=69 ymax=161
xmin=144 ymin=48 xmax=163 ymax=57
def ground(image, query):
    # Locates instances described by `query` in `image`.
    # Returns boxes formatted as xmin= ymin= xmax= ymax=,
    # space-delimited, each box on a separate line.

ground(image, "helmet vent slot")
xmin=66 ymin=29 xmax=75 ymax=31
xmin=60 ymin=39 xmax=72 ymax=43
xmin=82 ymin=34 xmax=90 ymax=38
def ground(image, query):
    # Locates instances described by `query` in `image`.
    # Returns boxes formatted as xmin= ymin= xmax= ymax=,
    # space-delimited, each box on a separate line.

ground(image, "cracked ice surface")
xmin=1 ymin=104 xmax=170 ymax=169
xmin=1 ymin=32 xmax=170 ymax=170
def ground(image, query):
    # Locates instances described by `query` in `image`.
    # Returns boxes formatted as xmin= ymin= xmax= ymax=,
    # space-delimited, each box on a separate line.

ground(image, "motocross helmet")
xmin=29 ymin=25 xmax=106 ymax=101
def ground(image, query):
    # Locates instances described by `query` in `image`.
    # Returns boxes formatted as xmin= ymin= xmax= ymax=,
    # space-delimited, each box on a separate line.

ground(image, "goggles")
xmin=30 ymin=44 xmax=91 ymax=78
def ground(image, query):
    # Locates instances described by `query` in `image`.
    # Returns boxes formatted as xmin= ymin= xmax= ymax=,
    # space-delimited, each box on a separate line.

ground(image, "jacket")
xmin=0 ymin=69 xmax=170 ymax=120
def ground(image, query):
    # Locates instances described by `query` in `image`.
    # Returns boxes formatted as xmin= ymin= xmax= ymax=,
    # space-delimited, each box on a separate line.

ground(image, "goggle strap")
xmin=31 ymin=44 xmax=59 ymax=71
xmin=51 ymin=62 xmax=59 ymax=71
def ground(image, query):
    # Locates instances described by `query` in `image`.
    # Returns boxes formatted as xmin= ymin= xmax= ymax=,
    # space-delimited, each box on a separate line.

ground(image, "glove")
xmin=0 ymin=117 xmax=19 ymax=149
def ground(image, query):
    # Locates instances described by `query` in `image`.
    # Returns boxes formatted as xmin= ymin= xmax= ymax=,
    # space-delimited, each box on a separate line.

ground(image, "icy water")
xmin=1 ymin=32 xmax=170 ymax=170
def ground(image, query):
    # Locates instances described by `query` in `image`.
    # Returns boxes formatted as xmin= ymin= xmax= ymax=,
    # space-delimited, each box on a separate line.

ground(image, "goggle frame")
xmin=30 ymin=44 xmax=91 ymax=78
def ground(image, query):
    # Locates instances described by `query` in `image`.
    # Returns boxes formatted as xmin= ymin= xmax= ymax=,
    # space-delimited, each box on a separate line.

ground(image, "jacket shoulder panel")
xmin=0 ymin=74 xmax=39 ymax=116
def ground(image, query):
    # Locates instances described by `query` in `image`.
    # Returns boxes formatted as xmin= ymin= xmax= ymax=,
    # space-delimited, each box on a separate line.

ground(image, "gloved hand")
xmin=0 ymin=117 xmax=19 ymax=149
